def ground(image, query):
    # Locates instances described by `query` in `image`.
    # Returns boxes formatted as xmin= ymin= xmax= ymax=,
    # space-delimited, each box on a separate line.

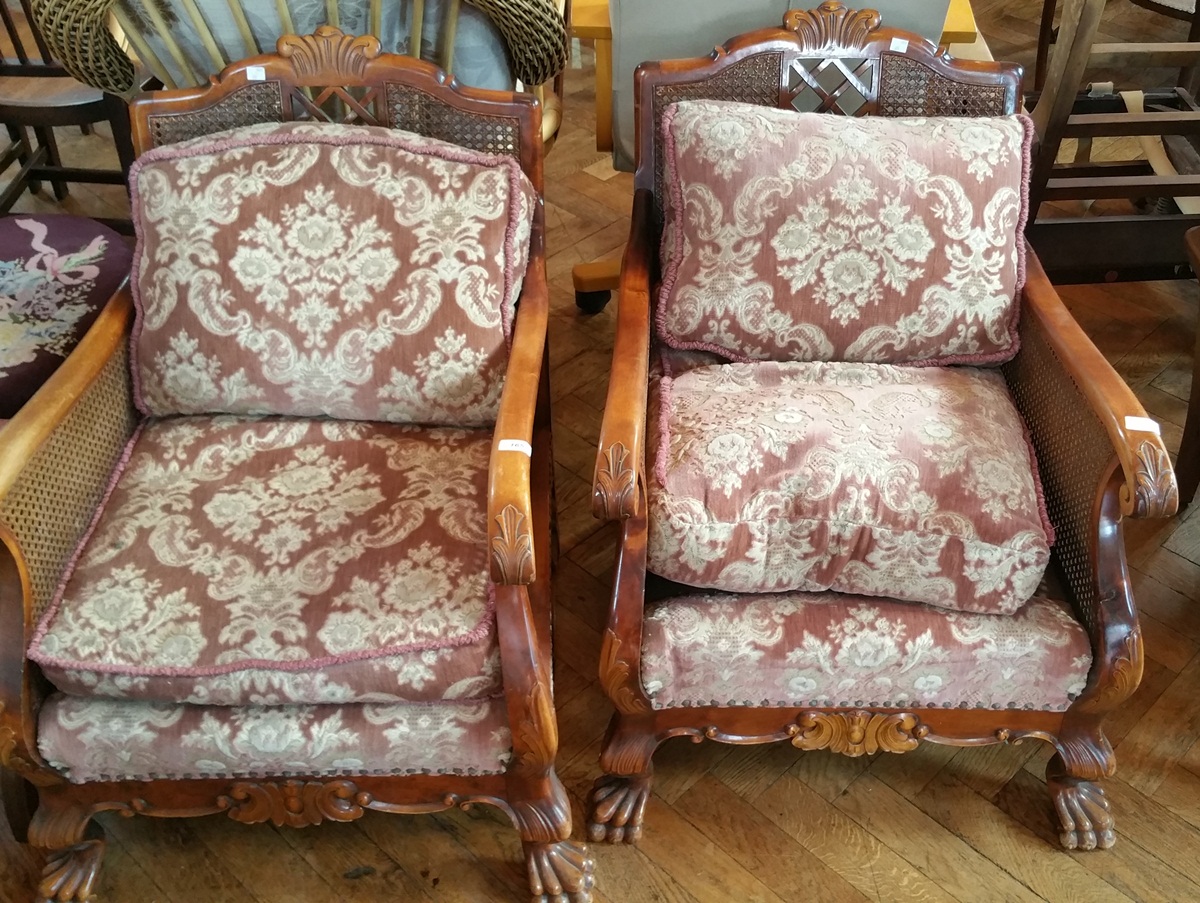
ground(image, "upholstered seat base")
xmin=30 ymin=416 xmax=502 ymax=706
xmin=641 ymin=589 xmax=1091 ymax=712
xmin=37 ymin=693 xmax=513 ymax=783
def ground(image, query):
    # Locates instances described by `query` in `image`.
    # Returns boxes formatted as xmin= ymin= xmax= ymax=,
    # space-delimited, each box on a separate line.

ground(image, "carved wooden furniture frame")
xmin=0 ymin=28 xmax=593 ymax=903
xmin=588 ymin=1 xmax=1180 ymax=854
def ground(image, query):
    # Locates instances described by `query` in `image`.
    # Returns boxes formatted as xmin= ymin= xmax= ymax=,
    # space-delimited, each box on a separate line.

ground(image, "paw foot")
xmin=1050 ymin=778 xmax=1115 ymax=851
xmin=38 ymin=839 xmax=106 ymax=903
xmin=525 ymin=840 xmax=595 ymax=903
xmin=587 ymin=773 xmax=651 ymax=844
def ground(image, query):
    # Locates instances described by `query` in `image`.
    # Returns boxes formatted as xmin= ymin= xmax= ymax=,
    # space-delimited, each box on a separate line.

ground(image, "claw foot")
xmin=38 ymin=839 xmax=106 ymax=903
xmin=587 ymin=773 xmax=651 ymax=844
xmin=1049 ymin=776 xmax=1115 ymax=851
xmin=524 ymin=840 xmax=595 ymax=903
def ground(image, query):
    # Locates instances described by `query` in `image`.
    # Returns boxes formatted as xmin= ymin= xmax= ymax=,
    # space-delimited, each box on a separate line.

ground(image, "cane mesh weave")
xmin=0 ymin=350 xmax=137 ymax=620
xmin=1003 ymin=311 xmax=1114 ymax=636
xmin=877 ymin=54 xmax=1009 ymax=117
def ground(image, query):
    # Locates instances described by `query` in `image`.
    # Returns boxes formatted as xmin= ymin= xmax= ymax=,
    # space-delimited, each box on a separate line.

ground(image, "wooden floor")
xmin=3 ymin=3 xmax=1200 ymax=900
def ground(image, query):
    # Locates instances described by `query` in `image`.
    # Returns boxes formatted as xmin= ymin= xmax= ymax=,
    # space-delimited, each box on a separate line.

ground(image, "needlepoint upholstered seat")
xmin=587 ymin=2 xmax=1179 ymax=856
xmin=0 ymin=30 xmax=593 ymax=903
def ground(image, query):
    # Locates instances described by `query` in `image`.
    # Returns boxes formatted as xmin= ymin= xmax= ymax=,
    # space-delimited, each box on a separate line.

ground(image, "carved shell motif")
xmin=783 ymin=1 xmax=882 ymax=51
xmin=789 ymin=711 xmax=926 ymax=756
xmin=278 ymin=26 xmax=382 ymax=79
xmin=218 ymin=779 xmax=370 ymax=828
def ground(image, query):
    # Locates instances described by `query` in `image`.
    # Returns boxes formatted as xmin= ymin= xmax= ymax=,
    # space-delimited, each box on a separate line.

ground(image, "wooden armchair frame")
xmin=0 ymin=28 xmax=594 ymax=903
xmin=587 ymin=1 xmax=1179 ymax=853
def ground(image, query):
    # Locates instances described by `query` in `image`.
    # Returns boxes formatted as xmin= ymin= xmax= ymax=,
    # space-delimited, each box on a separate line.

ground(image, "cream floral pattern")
xmin=647 ymin=360 xmax=1051 ymax=615
xmin=30 ymin=417 xmax=501 ymax=705
xmin=132 ymin=120 xmax=536 ymax=425
xmin=38 ymin=693 xmax=513 ymax=782
xmin=641 ymin=591 xmax=1091 ymax=711
xmin=657 ymin=101 xmax=1030 ymax=365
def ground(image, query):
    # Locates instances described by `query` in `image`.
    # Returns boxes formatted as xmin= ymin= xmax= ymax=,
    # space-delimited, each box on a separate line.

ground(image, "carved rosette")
xmin=783 ymin=1 xmax=882 ymax=51
xmin=599 ymin=629 xmax=650 ymax=714
xmin=1130 ymin=439 xmax=1179 ymax=519
xmin=492 ymin=504 xmax=534 ymax=584
xmin=278 ymin=26 xmax=381 ymax=79
xmin=789 ymin=711 xmax=926 ymax=757
xmin=217 ymin=779 xmax=370 ymax=828
xmin=594 ymin=443 xmax=637 ymax=520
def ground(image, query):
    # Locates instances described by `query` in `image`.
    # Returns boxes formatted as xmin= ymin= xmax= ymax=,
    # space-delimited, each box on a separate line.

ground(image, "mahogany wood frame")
xmin=0 ymin=28 xmax=593 ymax=903
xmin=588 ymin=1 xmax=1179 ymax=856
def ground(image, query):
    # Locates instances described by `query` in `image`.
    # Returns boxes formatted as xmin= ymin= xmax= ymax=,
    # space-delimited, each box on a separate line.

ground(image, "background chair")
xmin=0 ymin=0 xmax=134 ymax=224
xmin=0 ymin=29 xmax=593 ymax=903
xmin=31 ymin=0 xmax=567 ymax=147
xmin=588 ymin=1 xmax=1178 ymax=856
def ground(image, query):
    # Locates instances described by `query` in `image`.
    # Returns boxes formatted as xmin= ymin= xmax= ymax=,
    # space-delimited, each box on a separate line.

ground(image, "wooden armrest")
xmin=0 ymin=286 xmax=135 ymax=777
xmin=1021 ymin=245 xmax=1179 ymax=520
xmin=488 ymin=256 xmax=549 ymax=586
xmin=592 ymin=188 xmax=653 ymax=521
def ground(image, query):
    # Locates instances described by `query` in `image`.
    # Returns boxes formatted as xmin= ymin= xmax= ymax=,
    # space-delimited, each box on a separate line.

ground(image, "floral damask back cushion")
xmin=131 ymin=120 xmax=536 ymax=425
xmin=657 ymin=101 xmax=1032 ymax=365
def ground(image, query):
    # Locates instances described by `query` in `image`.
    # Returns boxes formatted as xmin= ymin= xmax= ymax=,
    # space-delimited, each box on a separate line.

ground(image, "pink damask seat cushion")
xmin=647 ymin=358 xmax=1052 ymax=614
xmin=0 ymin=215 xmax=132 ymax=418
xmin=657 ymin=101 xmax=1032 ymax=365
xmin=29 ymin=417 xmax=501 ymax=706
xmin=641 ymin=591 xmax=1090 ymax=711
xmin=38 ymin=694 xmax=512 ymax=783
xmin=130 ymin=120 xmax=537 ymax=425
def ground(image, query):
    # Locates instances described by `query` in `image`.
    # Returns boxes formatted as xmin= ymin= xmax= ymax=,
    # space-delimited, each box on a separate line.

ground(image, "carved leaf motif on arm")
xmin=783 ymin=1 xmax=882 ymax=51
xmin=789 ymin=711 xmax=927 ymax=757
xmin=594 ymin=443 xmax=637 ymax=520
xmin=1131 ymin=439 xmax=1179 ymax=519
xmin=217 ymin=779 xmax=370 ymax=828
xmin=600 ymin=629 xmax=650 ymax=714
xmin=492 ymin=504 xmax=534 ymax=584
xmin=278 ymin=26 xmax=381 ymax=79
xmin=516 ymin=682 xmax=558 ymax=772
xmin=0 ymin=702 xmax=33 ymax=773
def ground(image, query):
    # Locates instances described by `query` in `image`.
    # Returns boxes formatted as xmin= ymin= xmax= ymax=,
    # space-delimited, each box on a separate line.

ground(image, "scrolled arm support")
xmin=592 ymin=189 xmax=655 ymax=522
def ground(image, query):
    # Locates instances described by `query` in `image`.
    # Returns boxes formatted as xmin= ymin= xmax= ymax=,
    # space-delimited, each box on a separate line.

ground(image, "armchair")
xmin=0 ymin=29 xmax=593 ymax=903
xmin=588 ymin=1 xmax=1179 ymax=856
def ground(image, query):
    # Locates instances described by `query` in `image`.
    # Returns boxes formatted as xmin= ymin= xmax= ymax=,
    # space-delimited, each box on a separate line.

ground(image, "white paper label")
xmin=1124 ymin=416 xmax=1161 ymax=435
xmin=498 ymin=439 xmax=533 ymax=456
xmin=246 ymin=66 xmax=266 ymax=81
xmin=889 ymin=37 xmax=909 ymax=53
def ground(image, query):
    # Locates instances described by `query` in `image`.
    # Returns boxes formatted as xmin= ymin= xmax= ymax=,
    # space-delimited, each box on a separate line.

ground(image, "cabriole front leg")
xmin=587 ymin=713 xmax=659 ymax=844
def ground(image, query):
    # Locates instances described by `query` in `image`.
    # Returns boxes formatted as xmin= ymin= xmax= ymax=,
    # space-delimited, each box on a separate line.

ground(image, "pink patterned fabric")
xmin=131 ymin=121 xmax=537 ymax=426
xmin=647 ymin=360 xmax=1052 ymax=615
xmin=38 ymin=693 xmax=512 ymax=783
xmin=29 ymin=416 xmax=501 ymax=705
xmin=657 ymin=101 xmax=1032 ymax=365
xmin=641 ymin=591 xmax=1090 ymax=711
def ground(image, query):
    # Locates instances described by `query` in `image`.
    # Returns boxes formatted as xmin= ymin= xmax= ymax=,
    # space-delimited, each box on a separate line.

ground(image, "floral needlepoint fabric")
xmin=0 ymin=215 xmax=132 ymax=417
xmin=657 ymin=101 xmax=1032 ymax=365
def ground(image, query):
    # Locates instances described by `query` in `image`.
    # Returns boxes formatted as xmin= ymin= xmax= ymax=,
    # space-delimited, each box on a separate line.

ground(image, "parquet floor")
xmin=2 ymin=3 xmax=1200 ymax=900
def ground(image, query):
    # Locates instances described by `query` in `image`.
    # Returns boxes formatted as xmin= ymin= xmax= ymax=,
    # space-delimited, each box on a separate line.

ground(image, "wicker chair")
xmin=587 ymin=2 xmax=1179 ymax=856
xmin=31 ymin=0 xmax=567 ymax=146
xmin=0 ymin=29 xmax=593 ymax=903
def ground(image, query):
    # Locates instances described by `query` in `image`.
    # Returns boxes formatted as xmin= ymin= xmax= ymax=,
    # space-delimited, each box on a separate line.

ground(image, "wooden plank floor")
xmin=2 ymin=3 xmax=1199 ymax=900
